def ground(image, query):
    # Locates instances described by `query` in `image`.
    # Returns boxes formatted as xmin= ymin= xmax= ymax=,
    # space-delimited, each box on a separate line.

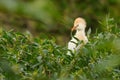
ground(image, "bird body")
xmin=67 ymin=17 xmax=88 ymax=55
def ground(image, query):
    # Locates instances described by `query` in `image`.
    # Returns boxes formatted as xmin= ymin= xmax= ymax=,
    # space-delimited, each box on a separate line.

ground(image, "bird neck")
xmin=74 ymin=30 xmax=86 ymax=40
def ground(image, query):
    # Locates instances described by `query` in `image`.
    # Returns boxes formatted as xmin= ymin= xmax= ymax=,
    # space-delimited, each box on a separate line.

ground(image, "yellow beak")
xmin=71 ymin=26 xmax=77 ymax=31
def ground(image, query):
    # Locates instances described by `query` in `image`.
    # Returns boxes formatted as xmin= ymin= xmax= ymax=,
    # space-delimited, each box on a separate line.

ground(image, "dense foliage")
xmin=0 ymin=0 xmax=120 ymax=79
xmin=0 ymin=17 xmax=120 ymax=80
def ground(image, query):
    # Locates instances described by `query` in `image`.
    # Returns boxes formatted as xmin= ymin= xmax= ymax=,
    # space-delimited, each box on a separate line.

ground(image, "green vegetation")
xmin=0 ymin=17 xmax=120 ymax=80
xmin=0 ymin=0 xmax=120 ymax=80
xmin=0 ymin=0 xmax=120 ymax=45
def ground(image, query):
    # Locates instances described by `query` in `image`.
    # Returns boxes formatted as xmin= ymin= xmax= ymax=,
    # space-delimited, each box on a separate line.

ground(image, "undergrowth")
xmin=0 ymin=17 xmax=120 ymax=80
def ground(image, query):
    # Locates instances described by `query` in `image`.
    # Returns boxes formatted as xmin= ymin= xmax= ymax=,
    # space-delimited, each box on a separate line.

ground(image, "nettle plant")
xmin=0 ymin=17 xmax=120 ymax=80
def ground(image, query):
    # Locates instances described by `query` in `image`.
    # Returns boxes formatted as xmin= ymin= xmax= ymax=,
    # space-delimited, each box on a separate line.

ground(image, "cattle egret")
xmin=67 ymin=17 xmax=88 ymax=56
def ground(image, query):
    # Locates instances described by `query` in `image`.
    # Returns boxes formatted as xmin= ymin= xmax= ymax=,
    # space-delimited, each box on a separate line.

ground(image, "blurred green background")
xmin=0 ymin=0 xmax=120 ymax=45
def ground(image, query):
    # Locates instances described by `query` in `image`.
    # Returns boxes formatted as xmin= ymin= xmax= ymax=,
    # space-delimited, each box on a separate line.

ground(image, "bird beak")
xmin=71 ymin=26 xmax=77 ymax=31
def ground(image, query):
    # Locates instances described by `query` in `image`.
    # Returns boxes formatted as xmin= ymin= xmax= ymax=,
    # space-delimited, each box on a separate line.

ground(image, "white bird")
xmin=67 ymin=17 xmax=88 ymax=56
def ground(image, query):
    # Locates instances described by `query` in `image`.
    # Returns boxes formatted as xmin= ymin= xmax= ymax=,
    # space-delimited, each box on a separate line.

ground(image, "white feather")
xmin=67 ymin=17 xmax=88 ymax=56
xmin=67 ymin=38 xmax=77 ymax=55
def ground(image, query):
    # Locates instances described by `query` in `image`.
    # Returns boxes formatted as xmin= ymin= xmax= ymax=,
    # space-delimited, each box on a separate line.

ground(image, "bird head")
xmin=71 ymin=17 xmax=86 ymax=31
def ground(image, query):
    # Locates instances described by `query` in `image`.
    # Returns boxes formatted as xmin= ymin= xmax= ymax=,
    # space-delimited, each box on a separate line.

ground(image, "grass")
xmin=0 ymin=17 xmax=120 ymax=80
